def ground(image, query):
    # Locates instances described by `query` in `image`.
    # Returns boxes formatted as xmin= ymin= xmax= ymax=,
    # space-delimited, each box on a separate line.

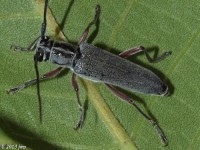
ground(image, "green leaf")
xmin=1 ymin=0 xmax=200 ymax=150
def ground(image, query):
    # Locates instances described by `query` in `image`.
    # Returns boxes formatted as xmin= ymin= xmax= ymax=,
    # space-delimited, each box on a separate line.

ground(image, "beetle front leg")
xmin=119 ymin=46 xmax=171 ymax=63
xmin=7 ymin=67 xmax=63 ymax=94
xmin=10 ymin=37 xmax=40 ymax=51
xmin=105 ymin=84 xmax=168 ymax=146
xmin=78 ymin=5 xmax=100 ymax=44
xmin=71 ymin=73 xmax=84 ymax=130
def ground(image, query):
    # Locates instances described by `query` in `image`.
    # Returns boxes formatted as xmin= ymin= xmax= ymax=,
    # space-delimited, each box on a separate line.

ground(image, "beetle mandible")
xmin=8 ymin=0 xmax=171 ymax=146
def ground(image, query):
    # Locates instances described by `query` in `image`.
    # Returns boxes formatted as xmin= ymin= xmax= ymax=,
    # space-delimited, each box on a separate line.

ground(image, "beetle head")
xmin=34 ymin=36 xmax=52 ymax=62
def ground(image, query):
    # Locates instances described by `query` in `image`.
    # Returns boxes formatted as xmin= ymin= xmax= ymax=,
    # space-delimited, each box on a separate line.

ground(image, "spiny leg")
xmin=7 ymin=67 xmax=63 ymax=94
xmin=119 ymin=46 xmax=171 ymax=62
xmin=78 ymin=5 xmax=100 ymax=44
xmin=71 ymin=73 xmax=84 ymax=130
xmin=105 ymin=84 xmax=168 ymax=146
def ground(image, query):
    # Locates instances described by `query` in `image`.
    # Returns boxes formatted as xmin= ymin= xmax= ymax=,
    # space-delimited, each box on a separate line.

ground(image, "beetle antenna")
xmin=34 ymin=52 xmax=42 ymax=123
xmin=34 ymin=0 xmax=49 ymax=123
xmin=41 ymin=0 xmax=48 ymax=39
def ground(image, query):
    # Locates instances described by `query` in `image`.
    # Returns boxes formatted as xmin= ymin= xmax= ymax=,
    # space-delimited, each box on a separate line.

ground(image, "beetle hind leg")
xmin=71 ymin=73 xmax=84 ymax=130
xmin=105 ymin=84 xmax=168 ymax=146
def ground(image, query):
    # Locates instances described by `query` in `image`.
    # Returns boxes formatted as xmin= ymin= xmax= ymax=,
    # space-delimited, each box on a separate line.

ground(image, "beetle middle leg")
xmin=119 ymin=46 xmax=171 ymax=63
xmin=105 ymin=84 xmax=168 ymax=146
xmin=71 ymin=73 xmax=84 ymax=130
xmin=7 ymin=67 xmax=63 ymax=94
xmin=78 ymin=5 xmax=100 ymax=44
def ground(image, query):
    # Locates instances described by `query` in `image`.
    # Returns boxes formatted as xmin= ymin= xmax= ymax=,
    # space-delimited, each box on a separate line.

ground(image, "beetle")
xmin=7 ymin=0 xmax=171 ymax=146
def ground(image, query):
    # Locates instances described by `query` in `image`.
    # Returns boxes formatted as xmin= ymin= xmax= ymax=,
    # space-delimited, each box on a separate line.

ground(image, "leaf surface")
xmin=1 ymin=0 xmax=200 ymax=150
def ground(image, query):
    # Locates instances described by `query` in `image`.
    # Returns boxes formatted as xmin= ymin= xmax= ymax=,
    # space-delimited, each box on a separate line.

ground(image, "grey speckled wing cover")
xmin=73 ymin=42 xmax=166 ymax=95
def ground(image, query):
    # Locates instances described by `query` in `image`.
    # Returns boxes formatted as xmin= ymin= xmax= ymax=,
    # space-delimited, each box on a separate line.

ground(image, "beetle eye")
xmin=37 ymin=48 xmax=44 ymax=62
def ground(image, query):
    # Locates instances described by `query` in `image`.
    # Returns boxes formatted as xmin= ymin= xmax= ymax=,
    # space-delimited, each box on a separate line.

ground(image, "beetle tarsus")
xmin=74 ymin=107 xmax=84 ymax=130
xmin=10 ymin=45 xmax=27 ymax=51
xmin=139 ymin=46 xmax=171 ymax=63
xmin=7 ymin=87 xmax=20 ymax=94
xmin=151 ymin=121 xmax=168 ymax=146
xmin=72 ymin=74 xmax=85 ymax=130
xmin=78 ymin=5 xmax=101 ymax=44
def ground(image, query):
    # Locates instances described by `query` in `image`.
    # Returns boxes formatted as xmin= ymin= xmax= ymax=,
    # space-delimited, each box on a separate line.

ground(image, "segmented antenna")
xmin=34 ymin=53 xmax=42 ymax=123
xmin=41 ymin=0 xmax=48 ymax=39
xmin=34 ymin=0 xmax=49 ymax=123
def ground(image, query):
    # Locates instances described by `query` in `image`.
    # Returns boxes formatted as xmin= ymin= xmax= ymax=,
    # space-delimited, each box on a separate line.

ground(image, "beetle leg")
xmin=71 ymin=73 xmax=84 ymax=130
xmin=118 ymin=47 xmax=143 ymax=58
xmin=139 ymin=46 xmax=171 ymax=63
xmin=7 ymin=67 xmax=63 ymax=94
xmin=10 ymin=37 xmax=40 ymax=51
xmin=105 ymin=84 xmax=168 ymax=146
xmin=119 ymin=46 xmax=171 ymax=63
xmin=78 ymin=5 xmax=100 ymax=44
